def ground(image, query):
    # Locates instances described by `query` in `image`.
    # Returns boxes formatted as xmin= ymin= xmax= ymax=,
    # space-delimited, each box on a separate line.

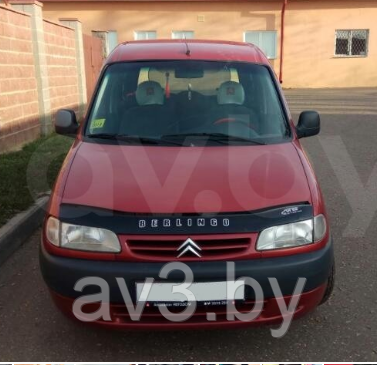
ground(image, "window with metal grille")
xmin=244 ymin=30 xmax=277 ymax=59
xmin=134 ymin=31 xmax=157 ymax=40
xmin=172 ymin=30 xmax=195 ymax=39
xmin=335 ymin=29 xmax=369 ymax=57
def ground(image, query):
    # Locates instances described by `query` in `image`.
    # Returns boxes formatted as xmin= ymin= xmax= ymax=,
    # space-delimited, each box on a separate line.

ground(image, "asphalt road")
xmin=1 ymin=88 xmax=377 ymax=361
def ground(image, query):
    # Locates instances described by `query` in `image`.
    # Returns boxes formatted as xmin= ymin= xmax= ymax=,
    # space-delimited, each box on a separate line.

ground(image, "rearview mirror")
xmin=296 ymin=111 xmax=320 ymax=139
xmin=55 ymin=109 xmax=79 ymax=137
xmin=175 ymin=67 xmax=204 ymax=79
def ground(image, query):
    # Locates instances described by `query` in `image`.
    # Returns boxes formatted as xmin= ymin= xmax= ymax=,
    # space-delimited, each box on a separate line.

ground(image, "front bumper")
xmin=40 ymin=238 xmax=334 ymax=328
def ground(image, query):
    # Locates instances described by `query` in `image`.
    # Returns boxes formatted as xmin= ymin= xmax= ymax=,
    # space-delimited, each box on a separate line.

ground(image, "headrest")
xmin=217 ymin=81 xmax=245 ymax=105
xmin=136 ymin=81 xmax=164 ymax=106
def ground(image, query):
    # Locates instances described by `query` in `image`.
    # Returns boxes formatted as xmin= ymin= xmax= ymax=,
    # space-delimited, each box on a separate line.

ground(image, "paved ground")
xmin=1 ymin=88 xmax=377 ymax=361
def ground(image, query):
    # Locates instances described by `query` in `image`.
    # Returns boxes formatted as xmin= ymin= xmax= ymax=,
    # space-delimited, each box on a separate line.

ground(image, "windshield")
xmin=86 ymin=60 xmax=290 ymax=146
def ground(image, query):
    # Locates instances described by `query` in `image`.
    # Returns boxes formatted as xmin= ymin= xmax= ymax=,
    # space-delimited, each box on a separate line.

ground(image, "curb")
xmin=0 ymin=195 xmax=49 ymax=266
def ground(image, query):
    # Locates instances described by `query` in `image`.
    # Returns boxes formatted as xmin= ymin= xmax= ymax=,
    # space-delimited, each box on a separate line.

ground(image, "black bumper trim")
xmin=40 ymin=238 xmax=334 ymax=303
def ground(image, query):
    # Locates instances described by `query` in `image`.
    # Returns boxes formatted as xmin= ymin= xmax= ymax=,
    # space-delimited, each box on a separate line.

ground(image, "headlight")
xmin=256 ymin=214 xmax=327 ymax=251
xmin=45 ymin=217 xmax=121 ymax=253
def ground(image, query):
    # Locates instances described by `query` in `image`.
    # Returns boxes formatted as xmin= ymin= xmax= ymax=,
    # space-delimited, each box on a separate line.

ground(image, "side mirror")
xmin=296 ymin=111 xmax=320 ymax=139
xmin=55 ymin=109 xmax=79 ymax=137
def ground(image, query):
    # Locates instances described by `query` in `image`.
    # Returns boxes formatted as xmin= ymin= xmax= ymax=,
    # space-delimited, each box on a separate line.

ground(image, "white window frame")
xmin=334 ymin=29 xmax=369 ymax=58
xmin=243 ymin=30 xmax=278 ymax=59
xmin=108 ymin=30 xmax=118 ymax=53
xmin=171 ymin=30 xmax=195 ymax=39
xmin=134 ymin=31 xmax=157 ymax=40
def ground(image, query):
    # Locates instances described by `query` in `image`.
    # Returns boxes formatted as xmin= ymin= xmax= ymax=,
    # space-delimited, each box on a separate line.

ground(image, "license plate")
xmin=136 ymin=280 xmax=245 ymax=304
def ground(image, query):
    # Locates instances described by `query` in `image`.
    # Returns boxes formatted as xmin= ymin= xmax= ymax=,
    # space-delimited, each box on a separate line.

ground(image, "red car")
xmin=40 ymin=40 xmax=334 ymax=329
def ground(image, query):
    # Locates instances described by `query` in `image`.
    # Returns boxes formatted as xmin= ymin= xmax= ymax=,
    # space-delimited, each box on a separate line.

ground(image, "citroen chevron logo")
xmin=177 ymin=238 xmax=202 ymax=258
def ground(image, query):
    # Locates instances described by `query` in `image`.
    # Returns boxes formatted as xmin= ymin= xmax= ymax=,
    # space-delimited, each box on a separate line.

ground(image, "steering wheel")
xmin=213 ymin=117 xmax=257 ymax=131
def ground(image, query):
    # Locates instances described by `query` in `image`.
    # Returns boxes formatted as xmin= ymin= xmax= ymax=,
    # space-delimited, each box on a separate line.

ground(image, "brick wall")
xmin=43 ymin=19 xmax=79 ymax=119
xmin=0 ymin=1 xmax=92 ymax=154
xmin=0 ymin=5 xmax=39 ymax=152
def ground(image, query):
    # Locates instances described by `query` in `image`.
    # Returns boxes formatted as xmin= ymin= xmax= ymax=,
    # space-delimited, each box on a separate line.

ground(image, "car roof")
xmin=106 ymin=39 xmax=270 ymax=65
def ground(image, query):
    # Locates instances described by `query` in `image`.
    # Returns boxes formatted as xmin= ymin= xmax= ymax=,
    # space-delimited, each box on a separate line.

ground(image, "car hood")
xmin=62 ymin=142 xmax=311 ymax=213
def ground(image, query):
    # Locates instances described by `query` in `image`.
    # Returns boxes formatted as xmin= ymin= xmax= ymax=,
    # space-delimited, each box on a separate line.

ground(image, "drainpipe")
xmin=279 ymin=0 xmax=288 ymax=83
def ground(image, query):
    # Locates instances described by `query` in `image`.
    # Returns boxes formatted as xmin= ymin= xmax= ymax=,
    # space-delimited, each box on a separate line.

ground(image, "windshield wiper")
xmin=87 ymin=133 xmax=183 ymax=146
xmin=87 ymin=132 xmax=265 ymax=146
xmin=162 ymin=132 xmax=266 ymax=145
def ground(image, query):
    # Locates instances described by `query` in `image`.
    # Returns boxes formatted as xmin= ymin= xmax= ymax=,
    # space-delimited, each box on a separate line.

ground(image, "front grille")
xmin=127 ymin=236 xmax=251 ymax=260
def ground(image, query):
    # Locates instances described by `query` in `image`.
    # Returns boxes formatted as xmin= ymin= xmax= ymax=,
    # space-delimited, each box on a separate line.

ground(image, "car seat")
xmin=208 ymin=81 xmax=259 ymax=135
xmin=119 ymin=81 xmax=174 ymax=136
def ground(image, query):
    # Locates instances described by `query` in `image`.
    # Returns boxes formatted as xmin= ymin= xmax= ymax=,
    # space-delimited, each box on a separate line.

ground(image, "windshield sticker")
xmin=92 ymin=118 xmax=106 ymax=129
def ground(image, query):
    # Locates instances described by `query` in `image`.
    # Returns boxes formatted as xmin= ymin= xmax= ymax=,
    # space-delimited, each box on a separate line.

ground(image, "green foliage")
xmin=0 ymin=135 xmax=72 ymax=226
